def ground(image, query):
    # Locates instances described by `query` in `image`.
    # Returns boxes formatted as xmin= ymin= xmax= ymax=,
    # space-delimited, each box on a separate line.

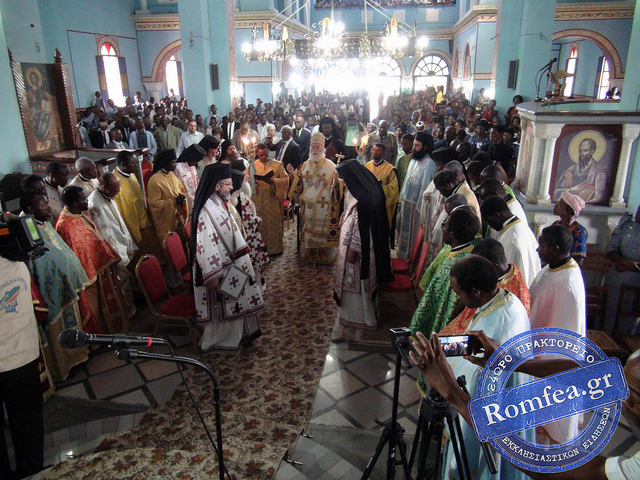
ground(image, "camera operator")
xmin=0 ymin=252 xmax=45 ymax=479
xmin=410 ymin=331 xmax=640 ymax=480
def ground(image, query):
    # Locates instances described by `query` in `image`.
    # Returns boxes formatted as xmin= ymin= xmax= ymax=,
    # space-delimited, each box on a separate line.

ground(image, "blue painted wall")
xmin=137 ymin=29 xmax=181 ymax=78
xmin=34 ymin=0 xmax=142 ymax=107
xmin=0 ymin=0 xmax=46 ymax=64
xmin=0 ymin=7 xmax=30 ymax=175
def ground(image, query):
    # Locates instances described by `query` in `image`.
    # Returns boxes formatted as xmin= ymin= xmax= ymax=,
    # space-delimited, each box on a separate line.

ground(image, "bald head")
xmin=444 ymin=160 xmax=465 ymax=183
xmin=481 ymin=164 xmax=507 ymax=183
xmin=76 ymin=157 xmax=98 ymax=179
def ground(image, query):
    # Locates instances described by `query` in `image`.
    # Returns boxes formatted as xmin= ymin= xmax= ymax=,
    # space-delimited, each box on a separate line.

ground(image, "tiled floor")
xmin=7 ymin=320 xmax=640 ymax=479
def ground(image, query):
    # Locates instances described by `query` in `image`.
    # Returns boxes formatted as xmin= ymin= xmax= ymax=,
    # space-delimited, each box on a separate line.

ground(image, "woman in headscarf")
xmin=147 ymin=148 xmax=188 ymax=243
xmin=331 ymin=158 xmax=394 ymax=341
xmin=552 ymin=191 xmax=588 ymax=265
xmin=319 ymin=116 xmax=346 ymax=163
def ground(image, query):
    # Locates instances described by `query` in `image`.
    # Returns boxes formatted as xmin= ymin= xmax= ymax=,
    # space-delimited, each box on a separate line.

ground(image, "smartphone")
xmin=439 ymin=335 xmax=480 ymax=357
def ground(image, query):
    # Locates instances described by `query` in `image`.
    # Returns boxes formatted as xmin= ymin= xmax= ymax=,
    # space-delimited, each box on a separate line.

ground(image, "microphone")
xmin=58 ymin=329 xmax=168 ymax=349
xmin=539 ymin=57 xmax=558 ymax=72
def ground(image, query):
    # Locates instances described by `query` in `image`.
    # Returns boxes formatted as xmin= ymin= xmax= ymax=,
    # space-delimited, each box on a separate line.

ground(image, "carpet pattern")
xmin=42 ymin=226 xmax=339 ymax=479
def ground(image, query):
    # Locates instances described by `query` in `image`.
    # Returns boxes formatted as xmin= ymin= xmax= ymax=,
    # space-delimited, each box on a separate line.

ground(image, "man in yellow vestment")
xmin=113 ymin=151 xmax=164 ymax=267
xmin=365 ymin=143 xmax=399 ymax=231
xmin=287 ymin=132 xmax=343 ymax=264
xmin=147 ymin=149 xmax=189 ymax=244
xmin=253 ymin=143 xmax=288 ymax=255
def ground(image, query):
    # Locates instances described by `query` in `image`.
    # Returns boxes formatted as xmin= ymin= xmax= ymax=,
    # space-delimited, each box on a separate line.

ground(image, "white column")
xmin=525 ymin=122 xmax=546 ymax=203
xmin=610 ymin=124 xmax=640 ymax=207
xmin=534 ymin=213 xmax=551 ymax=237
xmin=136 ymin=0 xmax=150 ymax=14
xmin=284 ymin=0 xmax=292 ymax=16
xmin=536 ymin=123 xmax=564 ymax=204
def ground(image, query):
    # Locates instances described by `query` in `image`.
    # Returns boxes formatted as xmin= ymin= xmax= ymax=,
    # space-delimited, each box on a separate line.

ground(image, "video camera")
xmin=0 ymin=213 xmax=46 ymax=262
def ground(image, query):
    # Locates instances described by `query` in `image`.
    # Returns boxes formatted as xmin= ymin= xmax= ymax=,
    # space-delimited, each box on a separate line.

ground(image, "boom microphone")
xmin=58 ymin=328 xmax=168 ymax=349
xmin=539 ymin=57 xmax=558 ymax=72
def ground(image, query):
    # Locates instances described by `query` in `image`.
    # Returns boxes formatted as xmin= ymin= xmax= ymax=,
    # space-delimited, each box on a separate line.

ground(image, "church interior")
xmin=2 ymin=0 xmax=640 ymax=479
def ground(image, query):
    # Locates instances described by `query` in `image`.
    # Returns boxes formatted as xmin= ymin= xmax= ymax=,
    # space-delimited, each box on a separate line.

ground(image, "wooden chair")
xmin=614 ymin=285 xmax=640 ymax=354
xmin=164 ymin=231 xmax=192 ymax=288
xmin=392 ymin=225 xmax=424 ymax=274
xmin=581 ymin=252 xmax=612 ymax=288
xmin=135 ymin=254 xmax=199 ymax=353
xmin=185 ymin=218 xmax=192 ymax=240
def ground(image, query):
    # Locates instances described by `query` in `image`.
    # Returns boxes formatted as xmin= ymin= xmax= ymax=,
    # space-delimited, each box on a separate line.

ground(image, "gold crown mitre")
xmin=310 ymin=132 xmax=325 ymax=146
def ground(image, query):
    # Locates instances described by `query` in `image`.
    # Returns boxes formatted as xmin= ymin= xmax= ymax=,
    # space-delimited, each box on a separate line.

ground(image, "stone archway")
xmin=142 ymin=40 xmax=182 ymax=99
xmin=552 ymin=29 xmax=624 ymax=79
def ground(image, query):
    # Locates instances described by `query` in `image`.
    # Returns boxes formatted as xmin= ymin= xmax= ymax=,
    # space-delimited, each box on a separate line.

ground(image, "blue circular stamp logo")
xmin=469 ymin=328 xmax=629 ymax=473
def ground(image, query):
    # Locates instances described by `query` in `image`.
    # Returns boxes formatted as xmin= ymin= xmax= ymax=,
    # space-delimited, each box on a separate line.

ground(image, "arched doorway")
xmin=364 ymin=56 xmax=402 ymax=121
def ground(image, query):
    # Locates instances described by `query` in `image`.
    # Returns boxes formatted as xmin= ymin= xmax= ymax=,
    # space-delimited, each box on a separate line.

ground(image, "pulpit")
xmin=513 ymin=101 xmax=640 ymax=249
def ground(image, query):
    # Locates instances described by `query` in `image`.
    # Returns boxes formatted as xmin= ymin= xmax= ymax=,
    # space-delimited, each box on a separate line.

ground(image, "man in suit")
xmin=293 ymin=116 xmax=311 ymax=161
xmin=267 ymin=125 xmax=301 ymax=170
xmin=89 ymin=121 xmax=110 ymax=148
xmin=221 ymin=112 xmax=240 ymax=141
xmin=105 ymin=127 xmax=129 ymax=149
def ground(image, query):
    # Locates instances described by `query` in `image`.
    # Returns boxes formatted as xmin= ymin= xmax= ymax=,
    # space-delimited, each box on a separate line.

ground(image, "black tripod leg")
xmin=453 ymin=416 xmax=472 ymax=480
xmin=446 ymin=416 xmax=471 ymax=480
xmin=360 ymin=426 xmax=390 ymax=480
xmin=409 ymin=414 xmax=423 ymax=471
xmin=416 ymin=420 xmax=442 ymax=480
xmin=396 ymin=435 xmax=412 ymax=480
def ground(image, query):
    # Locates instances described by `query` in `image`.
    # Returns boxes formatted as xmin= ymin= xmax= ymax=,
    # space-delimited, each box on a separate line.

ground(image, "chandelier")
xmin=242 ymin=14 xmax=429 ymax=62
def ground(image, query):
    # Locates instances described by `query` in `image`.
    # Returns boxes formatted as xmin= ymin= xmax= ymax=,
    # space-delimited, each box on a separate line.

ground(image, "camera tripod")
xmin=360 ymin=328 xmax=414 ymax=480
xmin=409 ymin=377 xmax=496 ymax=480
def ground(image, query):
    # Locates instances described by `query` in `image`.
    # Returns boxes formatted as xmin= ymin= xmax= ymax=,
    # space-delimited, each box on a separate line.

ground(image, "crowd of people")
xmin=5 ymin=84 xmax=640 ymax=479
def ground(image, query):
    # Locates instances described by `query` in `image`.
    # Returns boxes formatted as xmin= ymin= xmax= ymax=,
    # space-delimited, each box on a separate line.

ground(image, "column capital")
xmin=622 ymin=124 xmax=640 ymax=142
xmin=543 ymin=123 xmax=564 ymax=141
xmin=534 ymin=214 xmax=551 ymax=227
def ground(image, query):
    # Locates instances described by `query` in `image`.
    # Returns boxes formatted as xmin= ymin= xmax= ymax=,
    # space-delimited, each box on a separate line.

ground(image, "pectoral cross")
xmin=335 ymin=153 xmax=345 ymax=164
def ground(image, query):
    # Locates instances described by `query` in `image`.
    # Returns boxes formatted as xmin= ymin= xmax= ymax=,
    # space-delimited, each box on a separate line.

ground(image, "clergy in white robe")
xmin=67 ymin=157 xmax=100 ymax=198
xmin=332 ymin=160 xmax=394 ymax=341
xmin=528 ymin=224 xmax=587 ymax=445
xmin=44 ymin=161 xmax=69 ymax=224
xmin=397 ymin=131 xmax=436 ymax=259
xmin=443 ymin=256 xmax=531 ymax=480
xmin=477 ymin=179 xmax=528 ymax=239
xmin=88 ymin=173 xmax=138 ymax=317
xmin=481 ymin=196 xmax=541 ymax=287
xmin=191 ymin=163 xmax=264 ymax=352
xmin=175 ymin=144 xmax=206 ymax=211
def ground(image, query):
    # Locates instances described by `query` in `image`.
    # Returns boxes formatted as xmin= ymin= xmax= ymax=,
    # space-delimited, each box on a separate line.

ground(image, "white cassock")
xmin=174 ymin=163 xmax=199 ymax=211
xmin=88 ymin=190 xmax=137 ymax=267
xmin=445 ymin=289 xmax=531 ymax=480
xmin=68 ymin=175 xmax=99 ymax=199
xmin=487 ymin=197 xmax=528 ymax=240
xmin=495 ymin=217 xmax=541 ymax=287
xmin=396 ymin=156 xmax=436 ymax=259
xmin=528 ymin=258 xmax=586 ymax=445
xmin=194 ymin=194 xmax=264 ymax=352
xmin=88 ymin=190 xmax=138 ymax=317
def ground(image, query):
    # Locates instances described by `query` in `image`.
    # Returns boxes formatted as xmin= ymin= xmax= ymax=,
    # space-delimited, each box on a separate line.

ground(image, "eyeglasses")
xmin=220 ymin=182 xmax=233 ymax=187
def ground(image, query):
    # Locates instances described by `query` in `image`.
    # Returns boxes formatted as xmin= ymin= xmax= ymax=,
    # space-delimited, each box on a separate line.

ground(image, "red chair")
xmin=165 ymin=231 xmax=191 ymax=286
xmin=392 ymin=225 xmax=424 ymax=274
xmin=380 ymin=241 xmax=430 ymax=303
xmin=136 ymin=255 xmax=199 ymax=353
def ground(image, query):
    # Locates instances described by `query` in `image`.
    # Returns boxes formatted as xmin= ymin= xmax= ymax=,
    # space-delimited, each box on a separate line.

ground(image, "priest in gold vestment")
xmin=147 ymin=149 xmax=189 ymax=244
xmin=287 ymin=132 xmax=343 ymax=264
xmin=253 ymin=143 xmax=288 ymax=255
xmin=365 ymin=143 xmax=399 ymax=231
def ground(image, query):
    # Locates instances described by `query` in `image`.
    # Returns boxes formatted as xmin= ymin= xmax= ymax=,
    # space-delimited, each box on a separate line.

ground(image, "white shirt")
xmin=177 ymin=130 xmax=204 ymax=156
xmin=496 ymin=217 xmax=541 ymax=287
xmin=0 ymin=257 xmax=39 ymax=372
xmin=606 ymin=450 xmax=640 ymax=480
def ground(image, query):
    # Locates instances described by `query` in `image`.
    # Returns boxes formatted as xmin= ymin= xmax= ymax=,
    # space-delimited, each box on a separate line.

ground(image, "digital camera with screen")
xmin=0 ymin=213 xmax=46 ymax=262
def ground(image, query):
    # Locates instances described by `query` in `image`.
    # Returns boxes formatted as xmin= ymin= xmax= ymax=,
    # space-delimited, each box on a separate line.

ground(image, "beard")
xmin=412 ymin=147 xmax=429 ymax=160
xmin=310 ymin=150 xmax=325 ymax=163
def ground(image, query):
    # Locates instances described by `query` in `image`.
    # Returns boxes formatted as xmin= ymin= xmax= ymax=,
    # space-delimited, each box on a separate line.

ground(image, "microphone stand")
xmin=115 ymin=348 xmax=226 ymax=480
xmin=74 ymin=121 xmax=83 ymax=158
xmin=535 ymin=60 xmax=556 ymax=102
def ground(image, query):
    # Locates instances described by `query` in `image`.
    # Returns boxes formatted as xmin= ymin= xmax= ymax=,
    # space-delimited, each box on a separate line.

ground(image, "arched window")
xmin=564 ymin=46 xmax=578 ymax=97
xmin=96 ymin=42 xmax=128 ymax=107
xmin=363 ymin=57 xmax=402 ymax=120
xmin=463 ymin=44 xmax=472 ymax=78
xmin=595 ymin=57 xmax=610 ymax=99
xmin=414 ymin=54 xmax=450 ymax=91
xmin=165 ymin=54 xmax=182 ymax=98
